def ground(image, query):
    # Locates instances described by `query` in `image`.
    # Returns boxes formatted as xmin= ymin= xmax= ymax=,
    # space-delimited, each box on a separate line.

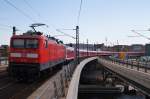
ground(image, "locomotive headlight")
xmin=10 ymin=53 xmax=21 ymax=57
xmin=27 ymin=53 xmax=38 ymax=58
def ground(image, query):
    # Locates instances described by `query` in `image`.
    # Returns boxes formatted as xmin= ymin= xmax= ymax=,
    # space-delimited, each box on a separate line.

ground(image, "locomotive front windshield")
xmin=12 ymin=39 xmax=38 ymax=48
xmin=12 ymin=39 xmax=25 ymax=48
xmin=26 ymin=39 xmax=38 ymax=48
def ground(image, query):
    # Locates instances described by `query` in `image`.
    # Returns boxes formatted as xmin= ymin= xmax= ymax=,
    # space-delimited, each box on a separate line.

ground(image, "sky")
xmin=0 ymin=0 xmax=150 ymax=45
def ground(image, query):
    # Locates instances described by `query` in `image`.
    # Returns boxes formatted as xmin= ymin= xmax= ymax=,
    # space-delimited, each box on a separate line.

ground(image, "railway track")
xmin=0 ymin=69 xmax=8 ymax=82
xmin=0 ymin=65 xmax=8 ymax=76
xmin=0 ymin=66 xmax=61 ymax=99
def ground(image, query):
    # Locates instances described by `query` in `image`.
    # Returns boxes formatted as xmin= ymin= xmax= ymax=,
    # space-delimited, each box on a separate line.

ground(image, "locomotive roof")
xmin=11 ymin=34 xmax=41 ymax=39
xmin=12 ymin=31 xmax=64 ymax=45
xmin=12 ymin=31 xmax=43 ymax=39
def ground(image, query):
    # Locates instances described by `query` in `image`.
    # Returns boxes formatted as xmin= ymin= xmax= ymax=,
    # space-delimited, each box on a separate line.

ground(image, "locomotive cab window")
xmin=12 ymin=39 xmax=38 ymax=48
xmin=26 ymin=39 xmax=38 ymax=48
xmin=45 ymin=40 xmax=48 ymax=48
xmin=12 ymin=39 xmax=25 ymax=48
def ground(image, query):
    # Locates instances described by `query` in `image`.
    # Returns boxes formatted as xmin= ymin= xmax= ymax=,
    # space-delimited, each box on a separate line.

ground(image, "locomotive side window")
xmin=26 ymin=39 xmax=38 ymax=48
xmin=12 ymin=39 xmax=25 ymax=48
xmin=45 ymin=40 xmax=48 ymax=48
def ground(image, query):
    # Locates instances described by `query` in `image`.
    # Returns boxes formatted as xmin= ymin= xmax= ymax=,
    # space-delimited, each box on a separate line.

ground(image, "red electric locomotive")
xmin=9 ymin=24 xmax=66 ymax=80
xmin=8 ymin=24 xmax=105 ymax=81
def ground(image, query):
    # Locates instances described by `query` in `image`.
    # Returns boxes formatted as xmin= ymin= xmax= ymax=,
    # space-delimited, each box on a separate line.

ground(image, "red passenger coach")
xmin=66 ymin=46 xmax=75 ymax=61
xmin=9 ymin=31 xmax=66 ymax=80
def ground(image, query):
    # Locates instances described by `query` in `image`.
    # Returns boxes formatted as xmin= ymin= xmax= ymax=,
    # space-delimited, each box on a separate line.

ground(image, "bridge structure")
xmin=66 ymin=57 xmax=98 ymax=99
xmin=99 ymin=58 xmax=150 ymax=96
xmin=65 ymin=56 xmax=150 ymax=99
xmin=0 ymin=51 xmax=147 ymax=99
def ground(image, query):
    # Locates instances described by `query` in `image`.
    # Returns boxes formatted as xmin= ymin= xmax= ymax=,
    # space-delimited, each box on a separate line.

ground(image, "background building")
xmin=145 ymin=44 xmax=150 ymax=56
xmin=129 ymin=44 xmax=145 ymax=52
xmin=0 ymin=45 xmax=9 ymax=57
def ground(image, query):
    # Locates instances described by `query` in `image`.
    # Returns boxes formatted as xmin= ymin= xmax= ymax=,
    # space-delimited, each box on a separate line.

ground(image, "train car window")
xmin=45 ymin=40 xmax=48 ymax=48
xmin=12 ymin=39 xmax=25 ymax=48
xmin=26 ymin=39 xmax=38 ymax=48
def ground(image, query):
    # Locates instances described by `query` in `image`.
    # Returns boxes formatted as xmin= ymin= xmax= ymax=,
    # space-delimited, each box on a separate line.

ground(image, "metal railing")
xmin=99 ymin=58 xmax=150 ymax=97
xmin=108 ymin=57 xmax=150 ymax=73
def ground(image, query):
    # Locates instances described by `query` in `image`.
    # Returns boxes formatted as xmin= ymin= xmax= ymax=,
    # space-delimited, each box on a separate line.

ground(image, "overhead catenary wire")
xmin=4 ymin=0 xmax=56 ymax=34
xmin=77 ymin=0 xmax=83 ymax=25
xmin=0 ymin=27 xmax=11 ymax=30
xmin=3 ymin=0 xmax=80 ymax=40
xmin=0 ymin=24 xmax=16 ymax=32
xmin=56 ymin=29 xmax=76 ymax=39
xmin=56 ymin=0 xmax=84 ymax=39
xmin=22 ymin=0 xmax=59 ymax=34
xmin=0 ymin=23 xmax=25 ymax=32
xmin=0 ymin=24 xmax=12 ymax=28
xmin=23 ymin=0 xmax=41 ymax=19
xmin=4 ymin=0 xmax=36 ymax=23
xmin=127 ymin=35 xmax=141 ymax=37
xmin=131 ymin=30 xmax=150 ymax=40
xmin=22 ymin=0 xmax=57 ymax=28
xmin=76 ymin=0 xmax=87 ymax=40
